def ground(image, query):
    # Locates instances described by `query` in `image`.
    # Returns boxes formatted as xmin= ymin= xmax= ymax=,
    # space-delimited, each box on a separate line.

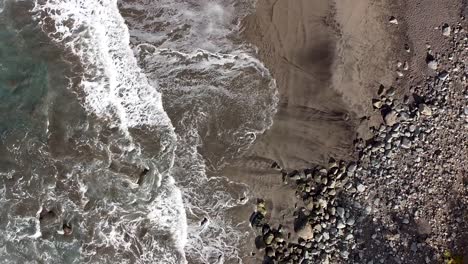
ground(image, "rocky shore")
xmin=248 ymin=11 xmax=467 ymax=264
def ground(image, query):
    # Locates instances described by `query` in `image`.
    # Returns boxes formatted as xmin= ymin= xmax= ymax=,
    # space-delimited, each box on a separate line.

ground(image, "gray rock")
xmin=314 ymin=224 xmax=322 ymax=232
xmin=427 ymin=60 xmax=438 ymax=70
xmin=418 ymin=104 xmax=432 ymax=116
xmin=346 ymin=217 xmax=356 ymax=226
xmin=337 ymin=222 xmax=346 ymax=229
xmin=442 ymin=24 xmax=451 ymax=36
xmin=266 ymin=247 xmax=275 ymax=257
xmin=357 ymin=184 xmax=366 ymax=192
xmin=438 ymin=71 xmax=449 ymax=81
xmin=403 ymin=61 xmax=409 ymax=71
xmin=264 ymin=233 xmax=275 ymax=245
xmin=386 ymin=87 xmax=396 ymax=97
xmin=401 ymin=137 xmax=411 ymax=149
xmin=296 ymin=224 xmax=314 ymax=240
xmin=384 ymin=111 xmax=398 ymax=126
xmin=347 ymin=163 xmax=357 ymax=173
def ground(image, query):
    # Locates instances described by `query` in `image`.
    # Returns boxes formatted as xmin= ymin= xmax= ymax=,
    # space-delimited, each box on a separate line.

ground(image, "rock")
xmin=357 ymin=184 xmax=366 ymax=192
xmin=403 ymin=61 xmax=409 ymax=71
xmin=337 ymin=221 xmax=346 ymax=229
xmin=401 ymin=138 xmax=411 ymax=149
xmin=373 ymin=99 xmax=383 ymax=109
xmin=404 ymin=44 xmax=411 ymax=53
xmin=418 ymin=104 xmax=432 ymax=116
xmin=442 ymin=24 xmax=451 ymax=36
xmin=347 ymin=163 xmax=357 ymax=173
xmin=384 ymin=111 xmax=398 ymax=126
xmin=438 ymin=70 xmax=449 ymax=81
xmin=386 ymin=87 xmax=396 ymax=97
xmin=264 ymin=233 xmax=275 ymax=245
xmin=296 ymin=224 xmax=314 ymax=240
xmin=257 ymin=206 xmax=267 ymax=216
xmin=313 ymin=224 xmax=322 ymax=232
xmin=389 ymin=16 xmax=398 ymax=24
xmin=266 ymin=247 xmax=275 ymax=257
xmin=250 ymin=212 xmax=265 ymax=227
xmin=346 ymin=217 xmax=356 ymax=226
xmin=427 ymin=60 xmax=438 ymax=70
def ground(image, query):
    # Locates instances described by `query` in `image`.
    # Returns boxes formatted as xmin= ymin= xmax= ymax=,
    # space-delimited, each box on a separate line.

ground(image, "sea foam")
xmin=32 ymin=0 xmax=188 ymax=263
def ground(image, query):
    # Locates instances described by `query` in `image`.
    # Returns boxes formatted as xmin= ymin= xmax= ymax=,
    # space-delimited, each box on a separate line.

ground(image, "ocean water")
xmin=0 ymin=0 xmax=277 ymax=263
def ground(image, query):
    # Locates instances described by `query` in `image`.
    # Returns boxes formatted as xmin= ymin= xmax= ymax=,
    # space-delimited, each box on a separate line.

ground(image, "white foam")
xmin=32 ymin=0 xmax=188 ymax=262
xmin=33 ymin=0 xmax=173 ymax=130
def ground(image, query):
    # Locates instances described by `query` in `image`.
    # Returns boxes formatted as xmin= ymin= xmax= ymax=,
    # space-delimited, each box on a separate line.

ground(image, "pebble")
xmin=427 ymin=60 xmax=438 ymax=70
xmin=401 ymin=137 xmax=412 ymax=149
xmin=442 ymin=24 xmax=451 ymax=36
xmin=384 ymin=111 xmax=398 ymax=126
xmin=346 ymin=218 xmax=356 ymax=226
xmin=337 ymin=207 xmax=345 ymax=219
xmin=438 ymin=71 xmax=449 ymax=81
xmin=337 ymin=222 xmax=346 ymax=229
xmin=418 ymin=104 xmax=432 ymax=116
xmin=357 ymin=183 xmax=366 ymax=192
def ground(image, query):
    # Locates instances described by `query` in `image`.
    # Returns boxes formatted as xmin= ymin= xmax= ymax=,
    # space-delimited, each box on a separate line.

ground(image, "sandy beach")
xmin=220 ymin=0 xmax=467 ymax=263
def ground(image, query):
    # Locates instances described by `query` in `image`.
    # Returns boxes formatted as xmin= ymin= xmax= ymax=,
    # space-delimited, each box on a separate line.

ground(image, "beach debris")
xmin=389 ymin=16 xmax=398 ymax=24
